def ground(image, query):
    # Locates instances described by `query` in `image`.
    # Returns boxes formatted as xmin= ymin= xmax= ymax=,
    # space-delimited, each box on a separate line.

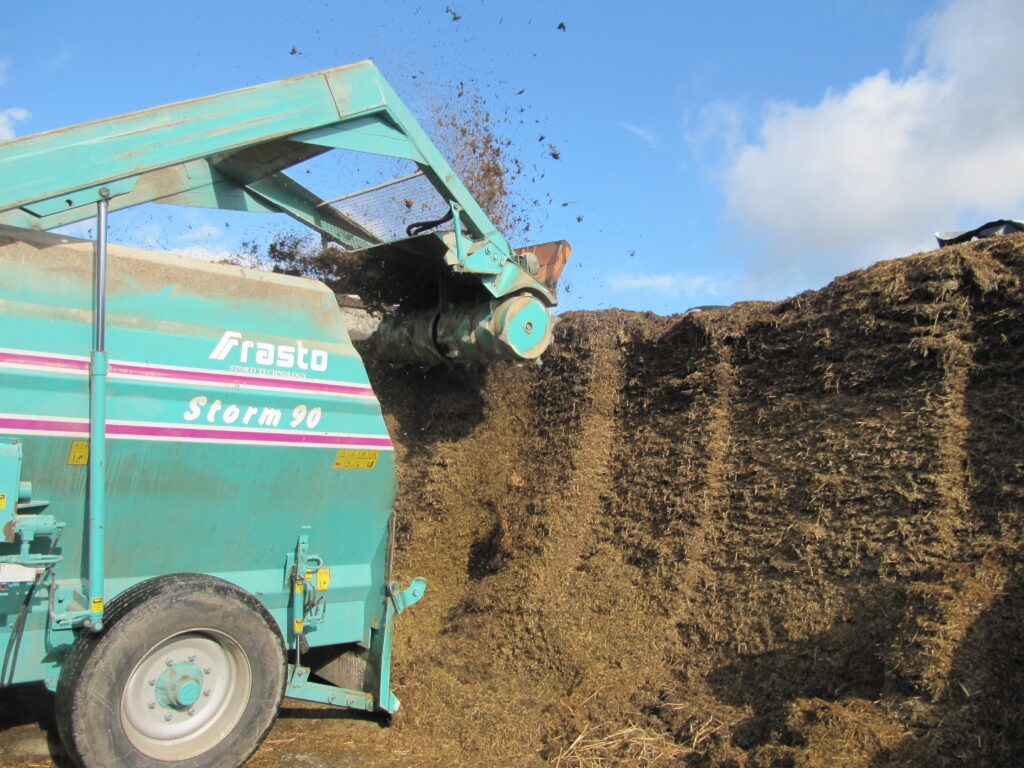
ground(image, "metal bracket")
xmin=386 ymin=577 xmax=427 ymax=615
xmin=458 ymin=240 xmax=508 ymax=276
xmin=285 ymin=664 xmax=375 ymax=711
xmin=21 ymin=177 xmax=136 ymax=218
xmin=46 ymin=584 xmax=91 ymax=659
xmin=1 ymin=440 xmax=64 ymax=570
xmin=284 ymin=531 xmax=330 ymax=645
xmin=2 ymin=515 xmax=63 ymax=568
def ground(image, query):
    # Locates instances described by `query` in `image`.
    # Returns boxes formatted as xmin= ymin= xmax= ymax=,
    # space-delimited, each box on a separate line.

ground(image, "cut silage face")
xmin=366 ymin=233 xmax=1024 ymax=768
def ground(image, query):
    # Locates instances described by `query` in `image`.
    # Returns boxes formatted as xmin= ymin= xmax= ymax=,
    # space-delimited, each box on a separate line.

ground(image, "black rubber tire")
xmin=55 ymin=573 xmax=286 ymax=768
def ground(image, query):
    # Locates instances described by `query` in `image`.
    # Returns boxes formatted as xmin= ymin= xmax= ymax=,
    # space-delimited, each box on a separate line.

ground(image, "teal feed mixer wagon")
xmin=0 ymin=62 xmax=569 ymax=767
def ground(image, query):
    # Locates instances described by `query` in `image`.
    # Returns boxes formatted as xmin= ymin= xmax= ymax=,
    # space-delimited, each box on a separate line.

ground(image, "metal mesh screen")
xmin=331 ymin=173 xmax=450 ymax=244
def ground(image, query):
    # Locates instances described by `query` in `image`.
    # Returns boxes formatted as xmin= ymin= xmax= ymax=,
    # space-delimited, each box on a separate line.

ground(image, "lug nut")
xmin=203 ymin=689 xmax=211 ymax=697
xmin=148 ymin=702 xmax=156 ymax=710
xmin=204 ymin=667 xmax=212 ymax=675
xmin=164 ymin=713 xmax=173 ymax=722
xmin=188 ymin=654 xmax=196 ymax=662
xmin=166 ymin=658 xmax=173 ymax=666
xmin=188 ymin=708 xmax=195 ymax=716
xmin=148 ymin=679 xmax=155 ymax=686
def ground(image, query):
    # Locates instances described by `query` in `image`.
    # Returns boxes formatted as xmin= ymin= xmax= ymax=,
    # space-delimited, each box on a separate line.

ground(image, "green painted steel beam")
xmin=0 ymin=62 xmax=384 ymax=216
xmin=0 ymin=160 xmax=226 ymax=229
xmin=157 ymin=174 xmax=278 ymax=215
xmin=20 ymin=178 xmax=138 ymax=219
xmin=0 ymin=60 xmax=506 ymax=255
xmin=292 ymin=116 xmax=427 ymax=164
xmin=0 ymin=160 xmax=274 ymax=231
xmin=243 ymin=173 xmax=380 ymax=249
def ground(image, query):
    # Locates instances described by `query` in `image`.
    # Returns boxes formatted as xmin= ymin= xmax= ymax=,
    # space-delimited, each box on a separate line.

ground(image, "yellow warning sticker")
xmin=68 ymin=441 xmax=89 ymax=466
xmin=91 ymin=597 xmax=103 ymax=613
xmin=0 ymin=493 xmax=6 ymax=510
xmin=333 ymin=449 xmax=380 ymax=470
xmin=305 ymin=568 xmax=313 ymax=580
xmin=316 ymin=568 xmax=331 ymax=591
xmin=293 ymin=618 xmax=304 ymax=633
xmin=294 ymin=581 xmax=304 ymax=594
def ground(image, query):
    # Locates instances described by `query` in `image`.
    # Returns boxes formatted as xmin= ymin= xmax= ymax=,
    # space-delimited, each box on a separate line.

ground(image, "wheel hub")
xmin=121 ymin=630 xmax=252 ymax=760
xmin=154 ymin=662 xmax=204 ymax=710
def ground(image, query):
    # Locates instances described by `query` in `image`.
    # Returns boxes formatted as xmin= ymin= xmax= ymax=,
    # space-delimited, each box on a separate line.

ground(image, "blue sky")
xmin=3 ymin=0 xmax=1022 ymax=314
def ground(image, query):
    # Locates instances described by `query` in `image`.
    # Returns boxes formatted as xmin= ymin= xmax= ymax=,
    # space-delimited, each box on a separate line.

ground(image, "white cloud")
xmin=607 ymin=271 xmax=728 ymax=298
xmin=687 ymin=100 xmax=744 ymax=160
xmin=0 ymin=107 xmax=29 ymax=140
xmin=720 ymin=0 xmax=1024 ymax=293
xmin=620 ymin=122 xmax=658 ymax=148
xmin=171 ymin=245 xmax=234 ymax=262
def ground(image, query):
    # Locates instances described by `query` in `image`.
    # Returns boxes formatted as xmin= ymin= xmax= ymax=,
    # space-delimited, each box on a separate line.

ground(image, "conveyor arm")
xmin=0 ymin=62 xmax=569 ymax=364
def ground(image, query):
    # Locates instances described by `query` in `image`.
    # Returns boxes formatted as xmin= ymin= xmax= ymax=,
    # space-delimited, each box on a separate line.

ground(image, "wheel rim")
xmin=120 ymin=629 xmax=252 ymax=760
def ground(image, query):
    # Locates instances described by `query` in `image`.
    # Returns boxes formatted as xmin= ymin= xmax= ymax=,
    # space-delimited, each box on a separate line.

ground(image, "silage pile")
xmin=369 ymin=234 xmax=1024 ymax=767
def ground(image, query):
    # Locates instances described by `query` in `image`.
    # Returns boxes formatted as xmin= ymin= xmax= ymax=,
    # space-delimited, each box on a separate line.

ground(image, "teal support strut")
xmin=87 ymin=196 xmax=109 ymax=630
xmin=378 ymin=578 xmax=426 ymax=712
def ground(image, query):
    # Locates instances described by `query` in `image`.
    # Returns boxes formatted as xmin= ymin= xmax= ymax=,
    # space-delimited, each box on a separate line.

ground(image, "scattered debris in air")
xmin=445 ymin=6 xmax=462 ymax=21
xmin=557 ymin=22 xmax=567 ymax=31
xmin=289 ymin=46 xmax=301 ymax=55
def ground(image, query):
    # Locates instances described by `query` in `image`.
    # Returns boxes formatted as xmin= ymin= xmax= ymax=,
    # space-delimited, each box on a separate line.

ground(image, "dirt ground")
xmin=2 ymin=234 xmax=1023 ymax=766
